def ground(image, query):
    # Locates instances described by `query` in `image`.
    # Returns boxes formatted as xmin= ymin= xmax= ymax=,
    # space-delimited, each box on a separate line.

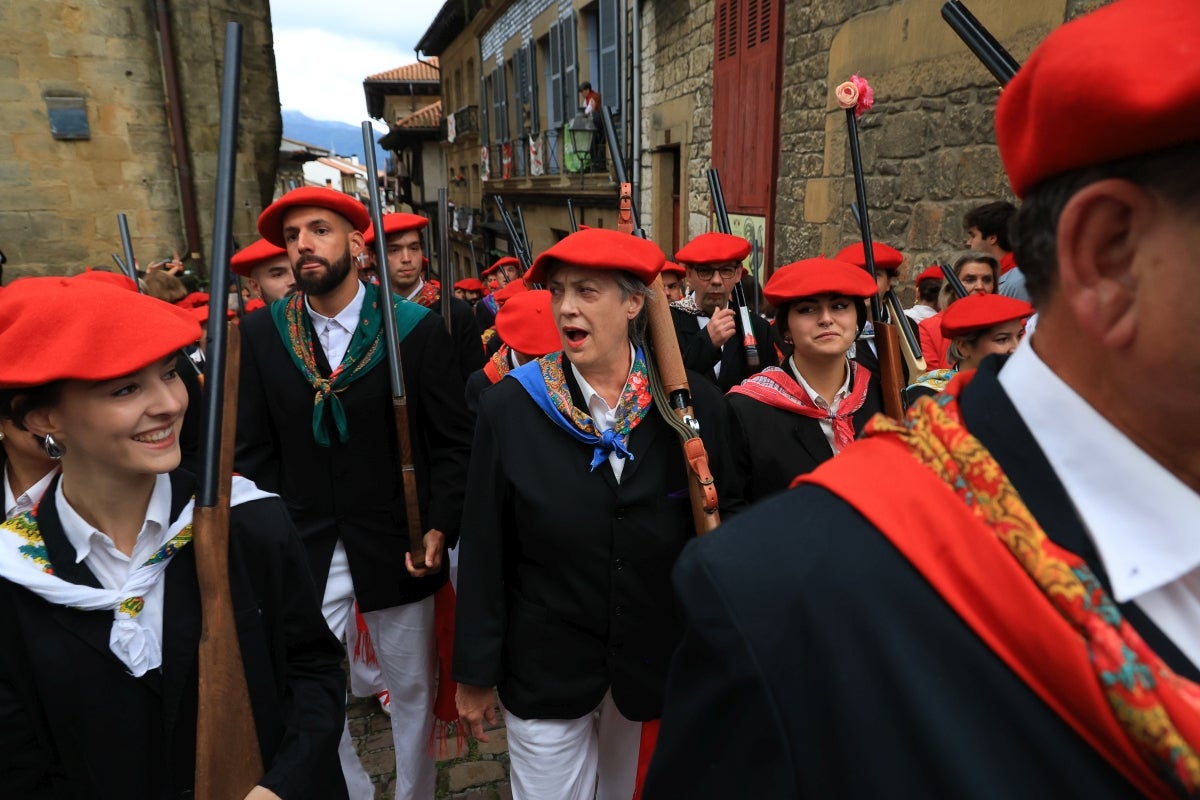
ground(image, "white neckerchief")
xmin=305 ymin=279 xmax=366 ymax=368
xmin=998 ymin=337 xmax=1200 ymax=667
xmin=4 ymin=465 xmax=58 ymax=520
xmin=0 ymin=474 xmax=274 ymax=676
xmin=571 ymin=343 xmax=636 ymax=482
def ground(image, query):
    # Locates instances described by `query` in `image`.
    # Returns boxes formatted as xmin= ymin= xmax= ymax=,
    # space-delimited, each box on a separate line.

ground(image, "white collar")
xmin=570 ymin=343 xmax=636 ymax=416
xmin=56 ymin=473 xmax=173 ymax=564
xmin=304 ymin=279 xmax=366 ymax=333
xmin=998 ymin=338 xmax=1200 ymax=602
xmin=789 ymin=356 xmax=852 ymax=410
xmin=404 ymin=278 xmax=425 ymax=301
xmin=4 ymin=465 xmax=59 ymax=519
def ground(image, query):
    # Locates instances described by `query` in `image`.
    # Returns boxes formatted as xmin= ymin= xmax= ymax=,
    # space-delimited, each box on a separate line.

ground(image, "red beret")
xmin=175 ymin=291 xmax=210 ymax=310
xmin=483 ymin=256 xmax=521 ymax=276
xmin=675 ymin=232 xmax=750 ymax=265
xmin=763 ymin=258 xmax=878 ymax=306
xmin=834 ymin=242 xmax=904 ymax=273
xmin=661 ymin=261 xmax=686 ymax=277
xmin=528 ymin=228 xmax=665 ymax=286
xmin=941 ymin=294 xmax=1033 ymax=338
xmin=363 ymin=213 xmax=429 ymax=247
xmin=75 ymin=268 xmax=138 ymax=293
xmin=455 ymin=278 xmax=485 ymax=292
xmin=230 ymin=238 xmax=289 ymax=278
xmin=244 ymin=297 xmax=266 ymax=313
xmin=493 ymin=279 xmax=529 ymax=305
xmin=915 ymin=265 xmax=944 ymax=284
xmin=496 ymin=289 xmax=561 ymax=357
xmin=0 ymin=277 xmax=200 ymax=388
xmin=257 ymin=187 xmax=370 ymax=247
xmin=997 ymin=0 xmax=1200 ymax=198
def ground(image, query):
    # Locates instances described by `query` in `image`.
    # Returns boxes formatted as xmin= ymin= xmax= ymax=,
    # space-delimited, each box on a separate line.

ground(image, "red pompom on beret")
xmin=675 ymin=232 xmax=750 ymax=265
xmin=834 ymin=242 xmax=904 ymax=273
xmin=483 ymin=256 xmax=521 ymax=276
xmin=763 ymin=258 xmax=878 ymax=306
xmin=363 ymin=213 xmax=429 ymax=247
xmin=915 ymin=265 xmax=944 ymax=284
xmin=257 ymin=187 xmax=370 ymax=247
xmin=528 ymin=228 xmax=665 ymax=286
xmin=455 ymin=278 xmax=485 ymax=292
xmin=996 ymin=0 xmax=1200 ymax=197
xmin=75 ymin=267 xmax=139 ymax=293
xmin=940 ymin=294 xmax=1033 ymax=338
xmin=0 ymin=278 xmax=201 ymax=388
xmin=230 ymin=238 xmax=289 ymax=278
xmin=661 ymin=261 xmax=686 ymax=277
xmin=496 ymin=289 xmax=561 ymax=357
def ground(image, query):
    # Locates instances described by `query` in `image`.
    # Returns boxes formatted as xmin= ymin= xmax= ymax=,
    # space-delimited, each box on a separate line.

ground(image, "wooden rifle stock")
xmin=194 ymin=323 xmax=263 ymax=797
xmin=885 ymin=289 xmax=927 ymax=380
xmin=872 ymin=321 xmax=906 ymax=419
xmin=194 ymin=21 xmax=261 ymax=797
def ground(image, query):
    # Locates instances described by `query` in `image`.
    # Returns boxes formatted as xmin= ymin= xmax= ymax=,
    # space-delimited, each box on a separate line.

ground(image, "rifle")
xmin=941 ymin=262 xmax=970 ymax=299
xmin=469 ymin=239 xmax=481 ymax=280
xmin=599 ymin=106 xmax=720 ymax=535
xmin=437 ymin=189 xmax=453 ymax=333
xmin=567 ymin=198 xmax=579 ymax=233
xmin=117 ymin=213 xmax=138 ymax=281
xmin=941 ymin=1 xmax=1020 ymax=86
xmin=492 ymin=196 xmax=533 ymax=271
xmin=194 ymin=21 xmax=263 ymax=799
xmin=837 ymin=77 xmax=905 ymax=418
xmin=362 ymin=122 xmax=428 ymax=570
xmin=706 ymin=169 xmax=761 ymax=369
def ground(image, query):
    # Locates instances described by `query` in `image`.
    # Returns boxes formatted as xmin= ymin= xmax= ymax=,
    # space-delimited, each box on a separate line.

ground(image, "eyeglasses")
xmin=692 ymin=265 xmax=740 ymax=280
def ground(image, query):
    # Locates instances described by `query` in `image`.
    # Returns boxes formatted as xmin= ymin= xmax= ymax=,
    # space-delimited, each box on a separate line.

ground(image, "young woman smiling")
xmin=0 ymin=277 xmax=347 ymax=799
xmin=725 ymin=257 xmax=881 ymax=503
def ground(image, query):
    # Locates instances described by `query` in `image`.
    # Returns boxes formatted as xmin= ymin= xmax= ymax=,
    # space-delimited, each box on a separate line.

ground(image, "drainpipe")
xmin=152 ymin=0 xmax=204 ymax=270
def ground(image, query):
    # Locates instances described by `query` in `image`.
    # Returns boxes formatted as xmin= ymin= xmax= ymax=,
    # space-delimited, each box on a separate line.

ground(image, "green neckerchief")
xmin=271 ymin=281 xmax=429 ymax=446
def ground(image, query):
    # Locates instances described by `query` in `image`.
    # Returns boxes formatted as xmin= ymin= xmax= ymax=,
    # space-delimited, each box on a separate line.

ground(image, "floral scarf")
xmin=509 ymin=348 xmax=654 ymax=471
xmin=411 ymin=280 xmax=440 ymax=309
xmin=271 ymin=282 xmax=428 ymax=446
xmin=906 ymin=367 xmax=958 ymax=396
xmin=483 ymin=343 xmax=513 ymax=385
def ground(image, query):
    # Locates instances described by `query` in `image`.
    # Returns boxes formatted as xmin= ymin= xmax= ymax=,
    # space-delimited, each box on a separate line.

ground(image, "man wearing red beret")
xmin=235 ymin=186 xmax=475 ymax=800
xmin=670 ymin=232 xmax=777 ymax=391
xmin=648 ymin=1 xmax=1200 ymax=797
xmin=231 ymin=237 xmax=296 ymax=305
xmin=476 ymin=256 xmax=523 ymax=330
xmin=904 ymin=264 xmax=943 ymax=324
xmin=364 ymin=213 xmax=484 ymax=383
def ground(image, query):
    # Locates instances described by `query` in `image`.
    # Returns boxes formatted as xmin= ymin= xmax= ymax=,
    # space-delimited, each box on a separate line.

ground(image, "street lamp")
xmin=567 ymin=112 xmax=596 ymax=184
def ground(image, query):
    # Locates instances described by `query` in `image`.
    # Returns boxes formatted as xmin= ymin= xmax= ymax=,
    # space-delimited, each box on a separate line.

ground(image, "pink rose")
xmin=835 ymin=81 xmax=859 ymax=111
xmin=836 ymin=74 xmax=875 ymax=119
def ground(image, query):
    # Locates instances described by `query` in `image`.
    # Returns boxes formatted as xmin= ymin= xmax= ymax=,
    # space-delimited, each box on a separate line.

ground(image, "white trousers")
xmin=503 ymin=690 xmax=640 ymax=800
xmin=323 ymin=540 xmax=437 ymax=800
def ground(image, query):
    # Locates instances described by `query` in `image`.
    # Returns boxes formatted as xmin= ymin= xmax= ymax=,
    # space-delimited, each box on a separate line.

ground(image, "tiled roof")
xmin=316 ymin=157 xmax=366 ymax=176
xmin=365 ymin=58 xmax=439 ymax=83
xmin=397 ymin=100 xmax=442 ymax=130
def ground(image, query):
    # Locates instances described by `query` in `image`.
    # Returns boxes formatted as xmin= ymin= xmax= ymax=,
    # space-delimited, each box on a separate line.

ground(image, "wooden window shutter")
xmin=525 ymin=43 xmax=540 ymax=135
xmin=599 ymin=0 xmax=620 ymax=115
xmin=548 ymin=22 xmax=563 ymax=128
xmin=562 ymin=11 xmax=578 ymax=117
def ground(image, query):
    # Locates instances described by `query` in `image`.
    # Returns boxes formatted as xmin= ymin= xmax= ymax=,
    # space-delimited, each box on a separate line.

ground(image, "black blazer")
xmin=645 ymin=357 xmax=1196 ymax=798
xmin=0 ymin=471 xmax=347 ymax=799
xmin=234 ymin=304 xmax=475 ymax=612
xmin=671 ymin=305 xmax=778 ymax=392
xmin=452 ymin=361 xmax=742 ymax=722
xmin=725 ymin=360 xmax=881 ymax=504
xmin=427 ymin=295 xmax=486 ymax=383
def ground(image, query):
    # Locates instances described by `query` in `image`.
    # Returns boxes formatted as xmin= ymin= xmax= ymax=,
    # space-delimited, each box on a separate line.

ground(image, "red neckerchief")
xmin=1000 ymin=252 xmax=1018 ymax=275
xmin=412 ymin=281 xmax=440 ymax=309
xmin=728 ymin=361 xmax=871 ymax=452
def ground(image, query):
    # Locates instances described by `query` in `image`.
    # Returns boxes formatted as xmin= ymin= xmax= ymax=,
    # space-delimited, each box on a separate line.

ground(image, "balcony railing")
xmin=451 ymin=105 xmax=479 ymax=140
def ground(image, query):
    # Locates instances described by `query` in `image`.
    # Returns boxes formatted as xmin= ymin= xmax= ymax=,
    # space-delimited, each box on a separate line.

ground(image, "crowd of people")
xmin=1 ymin=0 xmax=1196 ymax=797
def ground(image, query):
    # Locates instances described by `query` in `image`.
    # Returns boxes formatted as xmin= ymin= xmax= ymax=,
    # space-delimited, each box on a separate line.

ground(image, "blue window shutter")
xmin=548 ymin=22 xmax=563 ymax=128
xmin=599 ymin=0 xmax=619 ymax=115
xmin=562 ymin=12 xmax=578 ymax=117
xmin=526 ymin=43 xmax=540 ymax=136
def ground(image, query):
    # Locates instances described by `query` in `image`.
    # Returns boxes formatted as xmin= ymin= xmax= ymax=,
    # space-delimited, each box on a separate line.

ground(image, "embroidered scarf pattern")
xmin=669 ymin=294 xmax=705 ymax=317
xmin=483 ymin=343 xmax=513 ymax=385
xmin=906 ymin=367 xmax=958 ymax=396
xmin=271 ymin=282 xmax=428 ymax=446
xmin=412 ymin=281 xmax=441 ymax=309
xmin=509 ymin=348 xmax=654 ymax=471
xmin=729 ymin=361 xmax=872 ymax=453
xmin=865 ymin=373 xmax=1200 ymax=795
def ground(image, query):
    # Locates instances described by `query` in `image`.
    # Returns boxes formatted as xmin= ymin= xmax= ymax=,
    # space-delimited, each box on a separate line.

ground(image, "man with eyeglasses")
xmin=670 ymin=232 xmax=777 ymax=392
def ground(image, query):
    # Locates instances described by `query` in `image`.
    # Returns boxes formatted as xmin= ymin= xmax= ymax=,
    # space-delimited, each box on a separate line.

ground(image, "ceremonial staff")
xmin=193 ymin=21 xmax=263 ymax=799
xmin=836 ymin=74 xmax=905 ymax=417
xmin=361 ymin=121 xmax=429 ymax=569
xmin=706 ymin=168 xmax=761 ymax=368
xmin=600 ymin=106 xmax=720 ymax=535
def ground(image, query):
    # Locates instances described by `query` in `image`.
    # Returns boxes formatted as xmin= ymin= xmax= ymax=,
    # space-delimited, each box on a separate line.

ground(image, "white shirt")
xmin=904 ymin=304 xmax=938 ymax=324
xmin=999 ymin=337 xmax=1200 ymax=668
xmin=4 ymin=466 xmax=58 ymax=520
xmin=305 ymin=280 xmax=367 ymax=368
xmin=404 ymin=278 xmax=425 ymax=302
xmin=571 ymin=344 xmax=636 ymax=483
xmin=55 ymin=473 xmax=174 ymax=659
xmin=790 ymin=357 xmax=852 ymax=455
xmin=689 ymin=293 xmax=725 ymax=379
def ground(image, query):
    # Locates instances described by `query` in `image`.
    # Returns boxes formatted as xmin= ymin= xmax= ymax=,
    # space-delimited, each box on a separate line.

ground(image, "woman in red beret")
xmin=452 ymin=228 xmax=738 ymax=800
xmin=905 ymin=293 xmax=1033 ymax=404
xmin=725 ymin=258 xmax=881 ymax=502
xmin=0 ymin=278 xmax=347 ymax=799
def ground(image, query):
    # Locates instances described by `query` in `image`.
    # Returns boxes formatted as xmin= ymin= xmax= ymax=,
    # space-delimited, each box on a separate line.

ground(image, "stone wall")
xmin=0 ymin=0 xmax=280 ymax=280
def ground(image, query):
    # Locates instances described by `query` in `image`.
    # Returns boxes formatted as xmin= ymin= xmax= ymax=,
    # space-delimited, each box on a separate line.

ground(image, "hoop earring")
xmin=43 ymin=433 xmax=65 ymax=460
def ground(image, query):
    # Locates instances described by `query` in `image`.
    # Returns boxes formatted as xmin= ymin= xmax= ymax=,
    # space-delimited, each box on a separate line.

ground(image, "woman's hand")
xmin=456 ymin=683 xmax=498 ymax=742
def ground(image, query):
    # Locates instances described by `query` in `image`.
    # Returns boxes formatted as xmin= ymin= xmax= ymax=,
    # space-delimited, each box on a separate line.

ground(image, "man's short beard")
xmin=294 ymin=247 xmax=353 ymax=296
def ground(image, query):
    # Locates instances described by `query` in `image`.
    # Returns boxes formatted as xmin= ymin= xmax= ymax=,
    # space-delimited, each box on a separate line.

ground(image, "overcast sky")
xmin=269 ymin=0 xmax=446 ymax=129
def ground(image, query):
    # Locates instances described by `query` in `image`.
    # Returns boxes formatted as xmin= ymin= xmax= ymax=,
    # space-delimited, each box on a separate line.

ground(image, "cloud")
xmin=269 ymin=0 xmax=445 ymax=128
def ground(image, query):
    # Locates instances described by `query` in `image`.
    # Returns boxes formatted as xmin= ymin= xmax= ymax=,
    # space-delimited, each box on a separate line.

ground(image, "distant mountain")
xmin=281 ymin=110 xmax=388 ymax=169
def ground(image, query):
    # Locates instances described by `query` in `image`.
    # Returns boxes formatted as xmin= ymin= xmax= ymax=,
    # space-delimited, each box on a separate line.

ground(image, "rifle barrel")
xmin=117 ymin=214 xmax=137 ymax=282
xmin=361 ymin=122 xmax=406 ymax=400
xmin=941 ymin=0 xmax=1019 ymax=86
xmin=437 ymin=188 xmax=452 ymax=334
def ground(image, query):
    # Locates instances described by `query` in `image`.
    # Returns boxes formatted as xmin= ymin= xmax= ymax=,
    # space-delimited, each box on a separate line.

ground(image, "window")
xmin=598 ymin=0 xmax=619 ymax=115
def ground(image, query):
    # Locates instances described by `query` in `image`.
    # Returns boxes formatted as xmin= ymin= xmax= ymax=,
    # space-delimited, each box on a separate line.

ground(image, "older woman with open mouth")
xmin=453 ymin=228 xmax=738 ymax=800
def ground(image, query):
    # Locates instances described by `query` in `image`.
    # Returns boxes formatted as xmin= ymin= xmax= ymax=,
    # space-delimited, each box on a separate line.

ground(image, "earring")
xmin=43 ymin=433 xmax=65 ymax=460
xmin=0 ymin=430 xmax=5 ymax=441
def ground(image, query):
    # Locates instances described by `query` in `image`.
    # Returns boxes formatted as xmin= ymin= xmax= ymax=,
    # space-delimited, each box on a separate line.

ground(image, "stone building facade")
xmin=0 ymin=0 xmax=280 ymax=280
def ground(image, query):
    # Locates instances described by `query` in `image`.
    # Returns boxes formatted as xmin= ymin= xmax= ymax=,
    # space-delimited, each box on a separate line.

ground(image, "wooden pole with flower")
xmin=836 ymin=74 xmax=905 ymax=418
